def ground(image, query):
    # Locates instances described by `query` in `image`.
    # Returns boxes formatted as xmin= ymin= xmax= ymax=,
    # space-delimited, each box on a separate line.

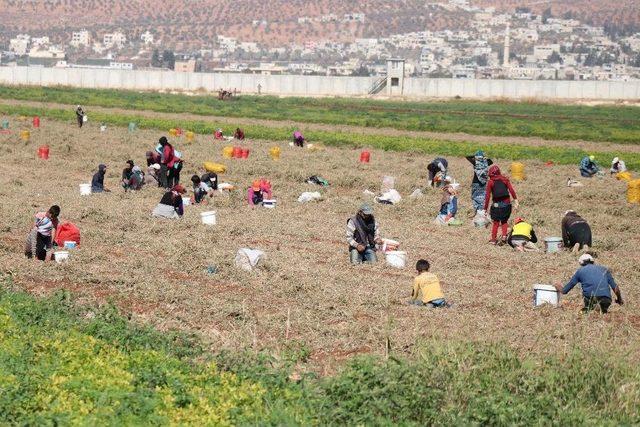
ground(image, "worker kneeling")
xmin=346 ymin=204 xmax=382 ymax=264
xmin=507 ymin=217 xmax=539 ymax=252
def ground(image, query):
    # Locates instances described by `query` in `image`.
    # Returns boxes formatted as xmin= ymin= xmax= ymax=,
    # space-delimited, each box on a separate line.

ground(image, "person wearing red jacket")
xmin=483 ymin=165 xmax=518 ymax=245
xmin=158 ymin=136 xmax=175 ymax=189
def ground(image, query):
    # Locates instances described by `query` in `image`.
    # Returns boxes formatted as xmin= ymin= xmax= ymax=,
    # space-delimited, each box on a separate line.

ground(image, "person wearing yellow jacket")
xmin=507 ymin=217 xmax=539 ymax=252
xmin=409 ymin=259 xmax=449 ymax=308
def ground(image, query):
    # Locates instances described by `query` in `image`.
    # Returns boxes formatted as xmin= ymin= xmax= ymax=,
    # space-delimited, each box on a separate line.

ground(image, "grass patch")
xmin=1 ymin=85 xmax=640 ymax=143
xmin=2 ymin=103 xmax=639 ymax=170
xmin=1 ymin=281 xmax=639 ymax=425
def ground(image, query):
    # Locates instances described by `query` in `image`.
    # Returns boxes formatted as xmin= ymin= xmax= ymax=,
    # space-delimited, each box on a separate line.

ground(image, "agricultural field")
xmin=1 ymin=104 xmax=640 ymax=423
xmin=2 ymin=85 xmax=640 ymax=143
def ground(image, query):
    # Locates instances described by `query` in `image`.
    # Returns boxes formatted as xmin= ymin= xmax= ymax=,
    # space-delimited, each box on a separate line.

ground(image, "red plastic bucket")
xmin=360 ymin=150 xmax=370 ymax=163
xmin=241 ymin=149 xmax=250 ymax=159
xmin=232 ymin=146 xmax=242 ymax=158
xmin=38 ymin=145 xmax=49 ymax=160
xmin=33 ymin=116 xmax=40 ymax=128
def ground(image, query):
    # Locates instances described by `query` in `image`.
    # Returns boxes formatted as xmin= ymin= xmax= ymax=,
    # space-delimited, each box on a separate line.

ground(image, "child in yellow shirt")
xmin=410 ymin=259 xmax=448 ymax=308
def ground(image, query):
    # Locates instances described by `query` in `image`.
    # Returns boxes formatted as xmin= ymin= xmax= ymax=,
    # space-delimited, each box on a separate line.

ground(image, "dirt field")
xmin=1 ymin=117 xmax=639 ymax=374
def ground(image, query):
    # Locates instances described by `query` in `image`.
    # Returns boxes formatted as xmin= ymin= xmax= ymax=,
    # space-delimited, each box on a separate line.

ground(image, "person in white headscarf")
xmin=610 ymin=157 xmax=627 ymax=175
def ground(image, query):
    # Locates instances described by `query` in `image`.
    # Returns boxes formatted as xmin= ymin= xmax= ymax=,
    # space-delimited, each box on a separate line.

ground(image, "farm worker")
xmin=121 ymin=160 xmax=137 ymax=191
xmin=610 ymin=157 xmax=627 ymax=174
xmin=214 ymin=128 xmax=224 ymax=140
xmin=147 ymin=164 xmax=162 ymax=187
xmin=127 ymin=165 xmax=145 ymax=190
xmin=436 ymin=178 xmax=459 ymax=225
xmin=170 ymin=151 xmax=183 ymax=188
xmin=554 ymin=254 xmax=623 ymax=313
xmin=191 ymin=175 xmax=213 ymax=204
xmin=346 ymin=204 xmax=382 ymax=265
xmin=466 ymin=150 xmax=493 ymax=215
xmin=158 ymin=136 xmax=176 ymax=189
xmin=579 ymin=155 xmax=599 ymax=178
xmin=201 ymin=172 xmax=218 ymax=191
xmin=25 ymin=205 xmax=60 ymax=261
xmin=293 ymin=130 xmax=305 ymax=147
xmin=507 ymin=217 xmax=538 ymax=252
xmin=75 ymin=105 xmax=85 ymax=128
xmin=427 ymin=157 xmax=448 ymax=187
xmin=146 ymin=150 xmax=161 ymax=167
xmin=484 ymin=165 xmax=518 ymax=245
xmin=247 ymin=179 xmax=272 ymax=206
xmin=91 ymin=164 xmax=110 ymax=193
xmin=561 ymin=210 xmax=592 ymax=253
xmin=152 ymin=185 xmax=186 ymax=219
xmin=234 ymin=128 xmax=245 ymax=140
xmin=409 ymin=259 xmax=449 ymax=308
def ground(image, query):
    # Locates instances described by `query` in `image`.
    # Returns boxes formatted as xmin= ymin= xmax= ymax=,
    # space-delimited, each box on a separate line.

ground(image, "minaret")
xmin=503 ymin=22 xmax=511 ymax=67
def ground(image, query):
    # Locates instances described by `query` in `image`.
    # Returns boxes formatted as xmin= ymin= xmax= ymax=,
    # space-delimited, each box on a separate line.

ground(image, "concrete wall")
xmin=1 ymin=66 xmax=639 ymax=100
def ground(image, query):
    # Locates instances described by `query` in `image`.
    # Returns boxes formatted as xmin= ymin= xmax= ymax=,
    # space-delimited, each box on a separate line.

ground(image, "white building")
xmin=533 ymin=44 xmax=560 ymax=60
xmin=31 ymin=36 xmax=50 ymax=47
xmin=103 ymin=31 xmax=127 ymax=49
xmin=9 ymin=35 xmax=30 ymax=55
xmin=140 ymin=31 xmax=154 ymax=45
xmin=71 ymin=30 xmax=91 ymax=47
xmin=28 ymin=45 xmax=65 ymax=59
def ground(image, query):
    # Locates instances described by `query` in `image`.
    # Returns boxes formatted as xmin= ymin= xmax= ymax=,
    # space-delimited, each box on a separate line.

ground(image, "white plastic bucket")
xmin=79 ymin=183 xmax=91 ymax=196
xmin=263 ymin=199 xmax=276 ymax=208
xmin=200 ymin=211 xmax=216 ymax=225
xmin=544 ymin=237 xmax=563 ymax=253
xmin=385 ymin=251 xmax=407 ymax=269
xmin=182 ymin=197 xmax=191 ymax=206
xmin=533 ymin=284 xmax=559 ymax=306
xmin=381 ymin=238 xmax=400 ymax=253
xmin=54 ymin=251 xmax=70 ymax=264
xmin=63 ymin=241 xmax=77 ymax=249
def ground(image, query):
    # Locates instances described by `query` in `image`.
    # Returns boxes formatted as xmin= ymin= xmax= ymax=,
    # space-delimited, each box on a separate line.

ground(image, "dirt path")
xmin=3 ymin=98 xmax=640 ymax=154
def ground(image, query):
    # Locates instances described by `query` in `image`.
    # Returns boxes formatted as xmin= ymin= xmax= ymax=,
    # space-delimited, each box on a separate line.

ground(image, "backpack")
xmin=492 ymin=180 xmax=509 ymax=199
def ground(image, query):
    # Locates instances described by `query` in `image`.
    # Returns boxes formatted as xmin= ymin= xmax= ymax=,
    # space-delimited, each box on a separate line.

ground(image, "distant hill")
xmin=0 ymin=0 xmax=636 ymax=48
xmin=478 ymin=0 xmax=640 ymax=29
xmin=0 ymin=0 xmax=470 ymax=48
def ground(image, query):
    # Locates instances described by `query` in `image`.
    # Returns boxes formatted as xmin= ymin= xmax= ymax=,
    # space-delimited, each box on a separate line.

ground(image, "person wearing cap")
xmin=579 ymin=155 xmax=600 ymax=178
xmin=561 ymin=210 xmax=592 ymax=253
xmin=507 ymin=217 xmax=538 ymax=252
xmin=75 ymin=105 xmax=85 ymax=128
xmin=427 ymin=157 xmax=448 ymax=187
xmin=610 ymin=157 xmax=627 ymax=175
xmin=346 ymin=204 xmax=382 ymax=264
xmin=147 ymin=163 xmax=162 ymax=187
xmin=152 ymin=185 xmax=186 ymax=219
xmin=247 ymin=179 xmax=272 ymax=206
xmin=466 ymin=150 xmax=493 ymax=216
xmin=91 ymin=164 xmax=110 ymax=193
xmin=555 ymin=254 xmax=623 ymax=313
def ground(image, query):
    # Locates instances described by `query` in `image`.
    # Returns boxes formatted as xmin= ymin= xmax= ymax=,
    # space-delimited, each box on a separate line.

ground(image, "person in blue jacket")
xmin=555 ymin=254 xmax=623 ymax=313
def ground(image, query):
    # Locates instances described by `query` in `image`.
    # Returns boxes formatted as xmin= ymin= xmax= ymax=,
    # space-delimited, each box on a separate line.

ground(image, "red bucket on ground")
xmin=233 ymin=146 xmax=242 ymax=158
xmin=360 ymin=150 xmax=371 ymax=163
xmin=37 ymin=145 xmax=49 ymax=160
xmin=241 ymin=149 xmax=250 ymax=159
xmin=33 ymin=116 xmax=40 ymax=128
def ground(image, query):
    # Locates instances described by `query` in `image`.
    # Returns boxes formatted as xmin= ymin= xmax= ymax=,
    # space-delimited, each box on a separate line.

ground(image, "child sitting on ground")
xmin=410 ymin=259 xmax=449 ymax=308
xmin=435 ymin=179 xmax=461 ymax=225
xmin=191 ymin=175 xmax=213 ymax=204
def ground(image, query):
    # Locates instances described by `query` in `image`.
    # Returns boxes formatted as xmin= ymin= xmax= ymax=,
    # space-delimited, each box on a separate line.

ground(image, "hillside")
xmin=0 ymin=0 xmax=469 ymax=47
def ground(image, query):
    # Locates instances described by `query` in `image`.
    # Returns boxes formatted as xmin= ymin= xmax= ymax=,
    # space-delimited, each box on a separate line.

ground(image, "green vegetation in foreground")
xmin=1 ymin=85 xmax=640 ymax=144
xmin=1 ymin=282 xmax=639 ymax=425
xmin=2 ymin=103 xmax=640 ymax=171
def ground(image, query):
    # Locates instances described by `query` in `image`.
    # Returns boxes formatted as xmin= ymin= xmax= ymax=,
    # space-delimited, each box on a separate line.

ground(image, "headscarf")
xmin=98 ymin=164 xmax=107 ymax=175
xmin=474 ymin=151 xmax=489 ymax=185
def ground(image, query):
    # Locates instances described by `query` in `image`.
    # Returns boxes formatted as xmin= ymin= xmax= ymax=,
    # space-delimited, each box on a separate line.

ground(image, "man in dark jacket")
xmin=555 ymin=254 xmax=623 ymax=313
xmin=561 ymin=210 xmax=592 ymax=253
xmin=427 ymin=157 xmax=448 ymax=187
xmin=76 ymin=105 xmax=85 ymax=128
xmin=346 ymin=204 xmax=382 ymax=264
xmin=91 ymin=164 xmax=110 ymax=193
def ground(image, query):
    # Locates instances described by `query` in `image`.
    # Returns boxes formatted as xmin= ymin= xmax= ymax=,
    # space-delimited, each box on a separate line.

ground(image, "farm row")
xmin=2 ymin=103 xmax=640 ymax=170
xmin=1 ymin=85 xmax=640 ymax=143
